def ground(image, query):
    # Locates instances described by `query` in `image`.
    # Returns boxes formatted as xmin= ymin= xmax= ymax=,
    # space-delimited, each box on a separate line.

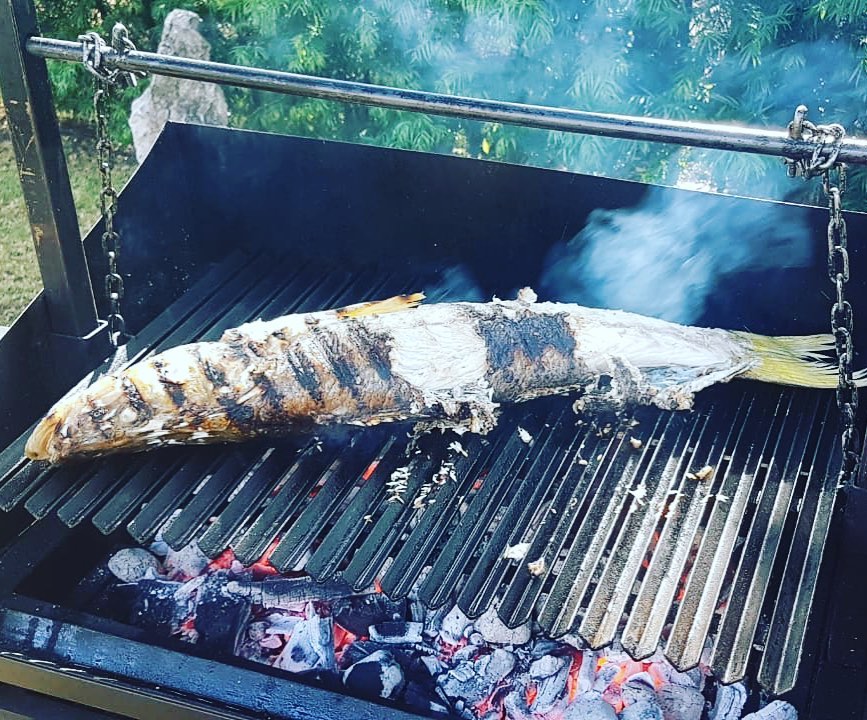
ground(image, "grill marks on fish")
xmin=475 ymin=308 xmax=590 ymax=401
xmin=153 ymin=358 xmax=187 ymax=408
xmin=284 ymin=322 xmax=418 ymax=424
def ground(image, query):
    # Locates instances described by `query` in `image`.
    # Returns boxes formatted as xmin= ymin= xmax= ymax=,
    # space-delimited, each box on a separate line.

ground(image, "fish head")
xmin=25 ymin=373 xmax=156 ymax=463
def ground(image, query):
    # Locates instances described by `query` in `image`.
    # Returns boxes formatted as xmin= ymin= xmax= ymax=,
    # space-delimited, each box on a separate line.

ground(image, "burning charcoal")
xmin=263 ymin=611 xmax=302 ymax=636
xmin=742 ymin=700 xmax=798 ymax=720
xmin=562 ymin=692 xmax=617 ymax=720
xmin=529 ymin=654 xmax=570 ymax=713
xmin=593 ymin=661 xmax=621 ymax=693
xmin=708 ymin=682 xmax=748 ymax=720
xmin=656 ymin=683 xmax=705 ymax=720
xmin=621 ymin=699 xmax=664 ymax=720
xmin=469 ymin=631 xmax=485 ymax=646
xmin=194 ymin=574 xmax=252 ymax=656
xmin=226 ymin=576 xmax=368 ymax=609
xmin=272 ymin=602 xmax=335 ymax=673
xmin=126 ymin=578 xmax=188 ymax=634
xmin=107 ymin=548 xmax=163 ymax=582
xmin=420 ymin=655 xmax=445 ymax=676
xmin=438 ymin=648 xmax=517 ymax=705
xmin=339 ymin=639 xmax=388 ymax=670
xmin=342 ymin=649 xmax=405 ymax=700
xmin=530 ymin=638 xmax=563 ymax=658
xmin=622 ymin=671 xmax=658 ymax=705
xmin=404 ymin=680 xmax=451 ymax=717
xmin=369 ymin=621 xmax=424 ymax=644
xmin=502 ymin=685 xmax=534 ymax=720
xmin=439 ymin=605 xmax=472 ymax=643
xmin=332 ymin=594 xmax=405 ymax=636
xmin=475 ymin=605 xmax=531 ymax=645
xmin=573 ymin=650 xmax=597 ymax=695
xmin=164 ymin=541 xmax=209 ymax=580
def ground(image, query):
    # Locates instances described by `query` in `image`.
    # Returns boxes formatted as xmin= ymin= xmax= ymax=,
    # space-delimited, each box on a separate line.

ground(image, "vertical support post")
xmin=0 ymin=0 xmax=101 ymax=337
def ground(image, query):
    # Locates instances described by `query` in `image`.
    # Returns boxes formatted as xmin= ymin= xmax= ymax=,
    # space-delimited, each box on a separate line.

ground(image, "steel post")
xmin=0 ymin=0 xmax=100 ymax=337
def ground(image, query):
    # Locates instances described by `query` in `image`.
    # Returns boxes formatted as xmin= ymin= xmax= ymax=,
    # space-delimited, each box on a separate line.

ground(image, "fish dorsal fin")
xmin=336 ymin=293 xmax=425 ymax=320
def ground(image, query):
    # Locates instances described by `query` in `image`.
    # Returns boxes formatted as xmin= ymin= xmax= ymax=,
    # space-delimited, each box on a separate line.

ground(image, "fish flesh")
xmin=25 ymin=288 xmax=861 ymax=463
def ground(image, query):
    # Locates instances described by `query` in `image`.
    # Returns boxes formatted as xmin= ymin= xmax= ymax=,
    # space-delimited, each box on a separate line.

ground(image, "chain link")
xmin=79 ymin=24 xmax=142 ymax=347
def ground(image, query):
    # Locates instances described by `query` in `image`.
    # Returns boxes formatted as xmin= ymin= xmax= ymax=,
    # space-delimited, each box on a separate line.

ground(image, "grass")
xmin=0 ymin=113 xmax=136 ymax=326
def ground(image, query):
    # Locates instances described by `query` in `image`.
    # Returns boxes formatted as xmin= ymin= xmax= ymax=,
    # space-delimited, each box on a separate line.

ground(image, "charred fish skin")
xmin=25 ymin=291 xmax=856 ymax=463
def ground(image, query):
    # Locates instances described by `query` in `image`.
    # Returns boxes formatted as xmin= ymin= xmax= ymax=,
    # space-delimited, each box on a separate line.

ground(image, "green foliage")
xmin=31 ymin=0 xmax=867 ymax=205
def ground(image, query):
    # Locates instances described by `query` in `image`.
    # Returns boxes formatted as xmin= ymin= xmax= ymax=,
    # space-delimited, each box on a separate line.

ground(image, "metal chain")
xmin=824 ymin=164 xmax=860 ymax=481
xmin=79 ymin=24 xmax=142 ymax=347
xmin=93 ymin=80 xmax=125 ymax=347
xmin=785 ymin=105 xmax=859 ymax=482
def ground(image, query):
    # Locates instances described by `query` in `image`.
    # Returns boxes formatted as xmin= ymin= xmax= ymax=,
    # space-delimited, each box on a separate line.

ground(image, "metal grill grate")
xmin=0 ymin=251 xmax=841 ymax=695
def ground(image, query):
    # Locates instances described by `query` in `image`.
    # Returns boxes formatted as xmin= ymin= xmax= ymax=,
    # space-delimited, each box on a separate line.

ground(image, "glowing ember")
xmin=361 ymin=460 xmax=379 ymax=481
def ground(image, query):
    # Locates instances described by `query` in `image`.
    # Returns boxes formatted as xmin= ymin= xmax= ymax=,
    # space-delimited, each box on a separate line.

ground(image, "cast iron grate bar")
xmin=0 ymin=248 xmax=843 ymax=695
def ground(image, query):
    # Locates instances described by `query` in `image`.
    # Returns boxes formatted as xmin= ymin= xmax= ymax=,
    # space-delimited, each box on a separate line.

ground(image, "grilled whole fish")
xmin=26 ymin=288 xmax=861 ymax=463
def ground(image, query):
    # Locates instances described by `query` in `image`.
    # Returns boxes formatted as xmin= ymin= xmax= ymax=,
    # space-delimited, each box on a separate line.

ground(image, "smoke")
xmin=423 ymin=265 xmax=485 ymax=303
xmin=539 ymin=188 xmax=812 ymax=324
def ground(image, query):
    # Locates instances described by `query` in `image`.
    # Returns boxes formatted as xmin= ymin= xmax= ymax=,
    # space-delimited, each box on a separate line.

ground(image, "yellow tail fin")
xmin=735 ymin=332 xmax=867 ymax=388
xmin=336 ymin=293 xmax=426 ymax=320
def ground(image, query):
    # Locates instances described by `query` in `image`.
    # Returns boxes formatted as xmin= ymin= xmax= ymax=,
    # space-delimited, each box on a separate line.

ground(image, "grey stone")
xmin=129 ymin=10 xmax=228 ymax=162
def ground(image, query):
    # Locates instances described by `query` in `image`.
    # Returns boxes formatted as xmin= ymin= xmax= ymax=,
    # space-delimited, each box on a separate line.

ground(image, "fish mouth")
xmin=25 ymin=412 xmax=62 ymax=462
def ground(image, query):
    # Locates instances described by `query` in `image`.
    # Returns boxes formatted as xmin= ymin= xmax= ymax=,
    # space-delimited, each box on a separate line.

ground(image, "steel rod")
xmin=26 ymin=35 xmax=867 ymax=165
xmin=0 ymin=11 xmax=100 ymax=337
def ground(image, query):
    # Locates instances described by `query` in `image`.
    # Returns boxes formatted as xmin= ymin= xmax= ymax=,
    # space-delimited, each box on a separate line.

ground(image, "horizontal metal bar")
xmin=27 ymin=36 xmax=867 ymax=165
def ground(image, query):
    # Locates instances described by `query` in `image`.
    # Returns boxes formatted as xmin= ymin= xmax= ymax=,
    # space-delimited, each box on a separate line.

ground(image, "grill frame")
xmin=1 ymin=124 xmax=867 ymax=717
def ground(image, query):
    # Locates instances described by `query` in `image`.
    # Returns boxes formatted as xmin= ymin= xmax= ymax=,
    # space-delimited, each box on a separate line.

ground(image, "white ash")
xmin=164 ymin=541 xmax=209 ymax=580
xmin=743 ymin=700 xmax=798 ymax=720
xmin=272 ymin=602 xmax=334 ymax=673
xmin=621 ymin=699 xmax=664 ymax=720
xmin=108 ymin=548 xmax=163 ymax=582
xmin=656 ymin=683 xmax=705 ymax=720
xmin=563 ymin=693 xmax=618 ymax=719
xmin=439 ymin=605 xmax=472 ymax=644
xmin=475 ymin=604 xmax=531 ymax=645
xmin=710 ymin=682 xmax=749 ymax=720
xmin=438 ymin=648 xmax=516 ymax=704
